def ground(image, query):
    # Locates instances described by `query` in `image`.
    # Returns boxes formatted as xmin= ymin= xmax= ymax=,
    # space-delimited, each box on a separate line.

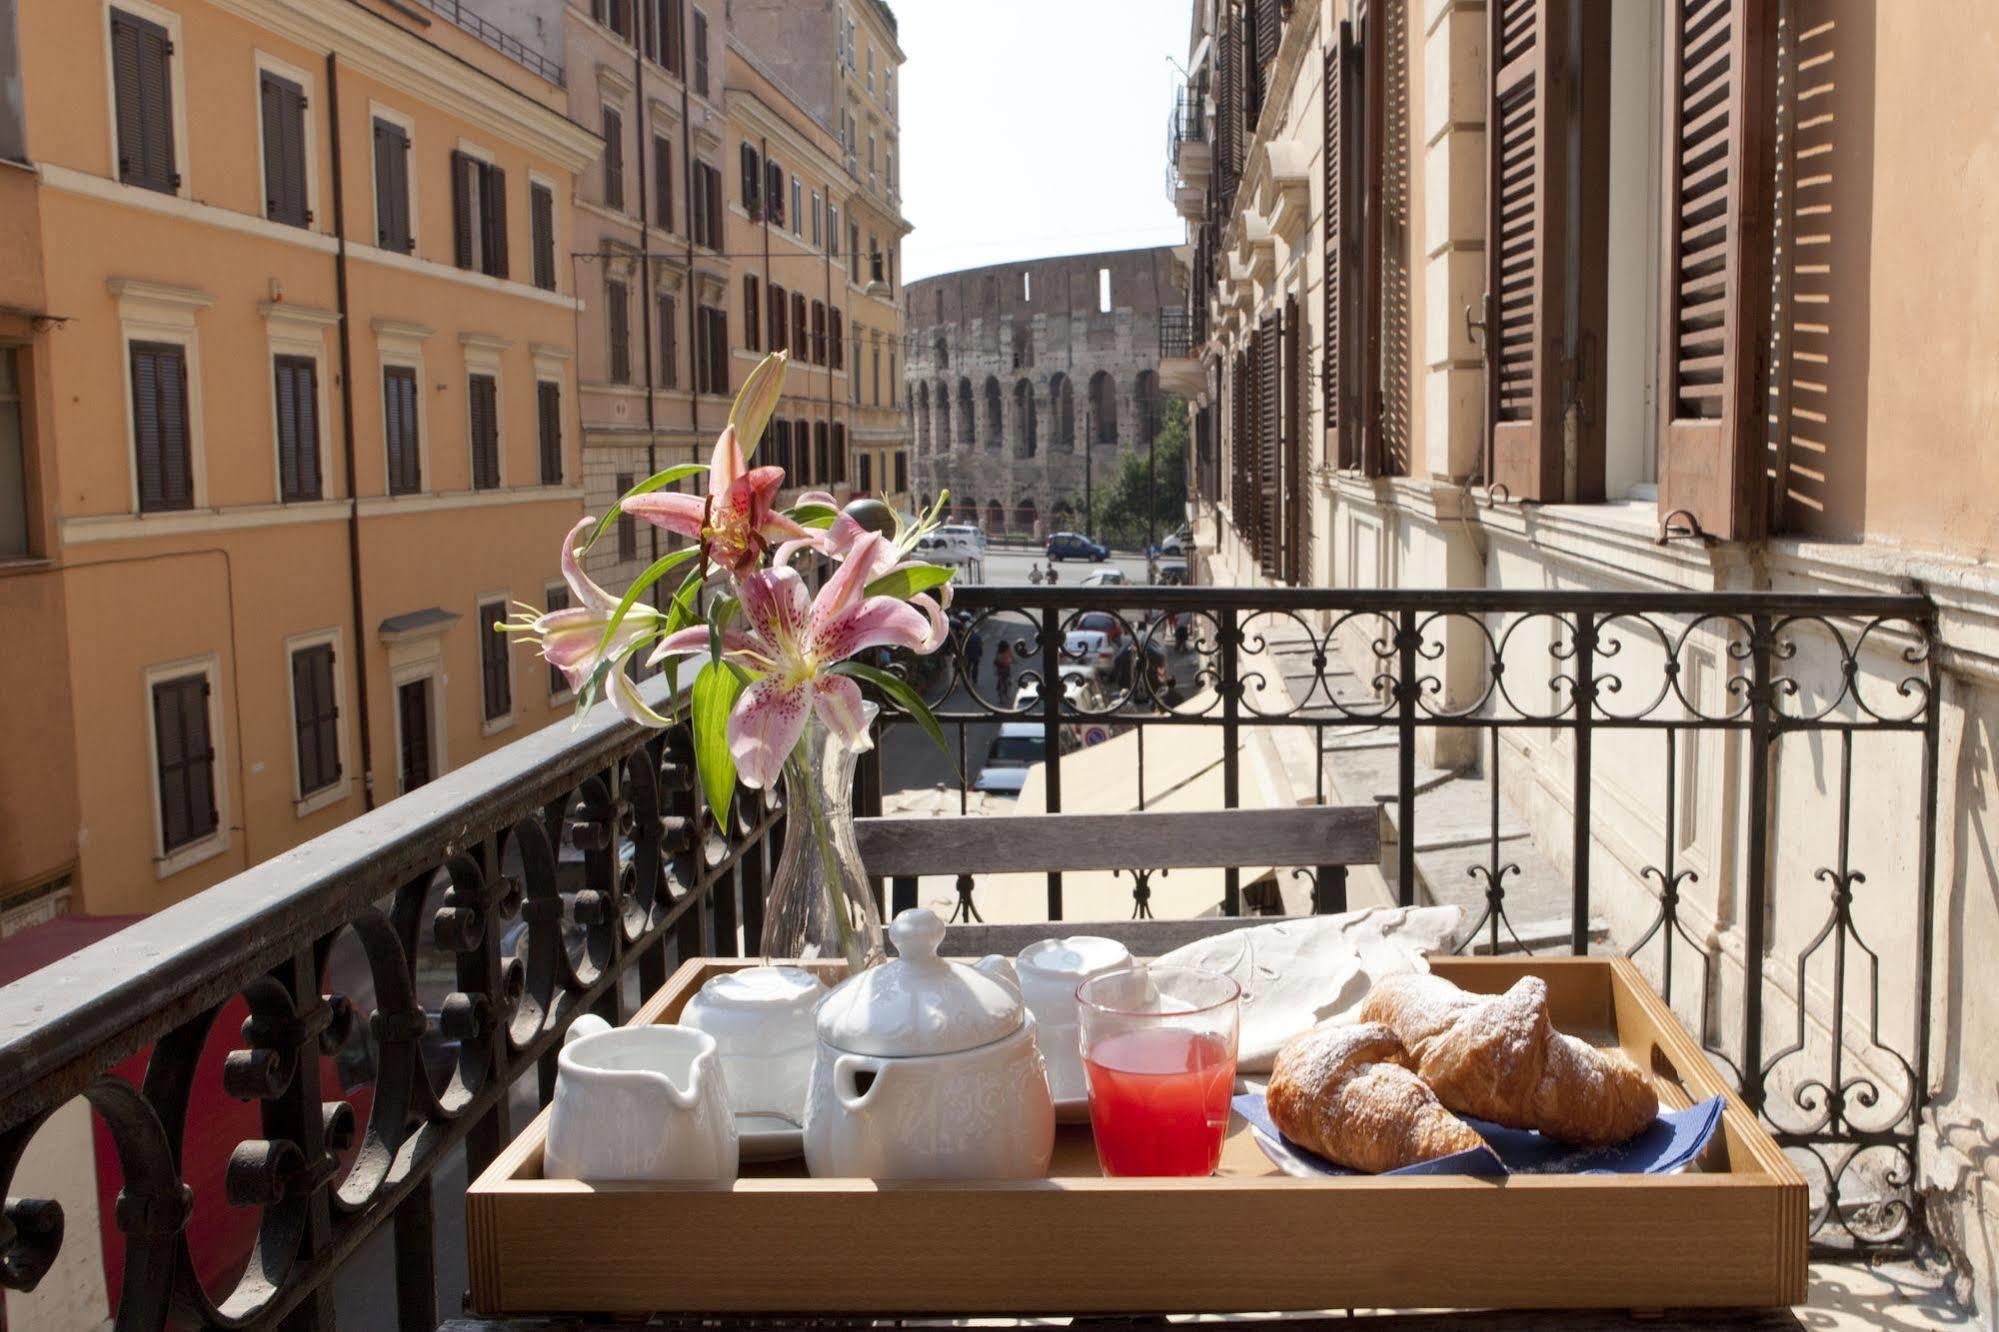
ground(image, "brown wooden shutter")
xmin=154 ymin=674 xmax=216 ymax=851
xmin=385 ymin=366 xmax=420 ymax=494
xmin=261 ymin=73 xmax=309 ymax=226
xmin=1254 ymin=314 xmax=1282 ymax=578
xmin=1323 ymin=20 xmax=1360 ymax=468
xmin=663 ymin=0 xmax=684 ymax=75
xmin=792 ymin=292 xmax=807 ymax=359
xmin=658 ymin=294 xmax=677 ymax=387
xmin=1215 ymin=6 xmax=1239 ymax=203
xmin=293 ymin=644 xmax=341 ymax=795
xmin=616 ymin=471 xmax=637 ymax=560
xmin=480 ymin=601 xmax=511 ymax=720
xmin=741 ymin=142 xmax=761 ymax=217
xmin=132 ymin=341 xmax=192 ymax=512
xmin=708 ymin=165 xmax=725 ymax=251
xmin=451 ymin=151 xmax=476 ymax=268
xmin=743 ymin=274 xmax=760 ymax=350
xmin=399 ymin=680 xmax=431 ymax=791
xmin=1658 ymin=0 xmax=1776 ymax=541
xmin=482 ymin=163 xmax=510 ymax=278
xmin=469 ymin=374 xmax=499 ymax=489
xmin=530 ymin=182 xmax=555 ymax=289
xmin=374 ymin=119 xmax=412 ymax=250
xmin=1282 ymin=295 xmax=1303 ymax=584
xmin=654 ymin=136 xmax=673 ymax=229
xmin=607 ymin=280 xmax=630 ymax=383
xmin=708 ymin=306 xmax=730 ymax=395
xmin=274 ymin=354 xmax=320 ymax=500
xmin=603 ymin=107 xmax=624 ymax=210
xmin=537 ymin=380 xmax=562 ymax=484
xmin=112 ymin=9 xmax=178 ymax=192
xmin=766 ymin=159 xmax=785 ymax=227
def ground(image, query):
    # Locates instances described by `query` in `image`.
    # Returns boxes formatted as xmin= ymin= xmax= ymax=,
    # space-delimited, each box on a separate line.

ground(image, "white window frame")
xmin=544 ymin=577 xmax=574 ymax=703
xmin=368 ymin=101 xmax=419 ymax=254
xmin=461 ymin=332 xmax=511 ymax=491
xmin=284 ymin=626 xmax=353 ymax=816
xmin=374 ymin=318 xmax=434 ymax=498
xmin=101 ymin=0 xmax=191 ymax=200
xmin=261 ymin=300 xmax=339 ymax=504
xmin=111 ymin=278 xmax=213 ymax=514
xmin=251 ymin=51 xmax=321 ymax=229
xmin=476 ymin=588 xmax=517 ymax=735
xmin=143 ymin=652 xmax=229 ymax=880
xmin=388 ymin=657 xmax=448 ymax=795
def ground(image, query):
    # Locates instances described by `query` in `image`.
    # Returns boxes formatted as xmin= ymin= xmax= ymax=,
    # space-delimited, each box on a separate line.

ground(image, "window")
xmin=397 ymin=678 xmax=433 ymax=792
xmin=373 ymin=117 xmax=414 ymax=252
xmin=130 ymin=340 xmax=192 ymax=512
xmin=811 ymin=300 xmax=826 ymax=365
xmin=868 ymin=233 xmax=880 ymax=283
xmin=110 ymin=8 xmax=178 ymax=193
xmin=744 ymin=274 xmax=761 ymax=350
xmin=545 ymin=585 xmax=571 ymax=695
xmin=661 ymin=0 xmax=685 ymax=76
xmin=858 ymin=451 xmax=872 ymax=492
xmin=692 ymin=8 xmax=709 ymax=96
xmin=769 ymin=284 xmax=787 ymax=351
xmin=602 ymin=107 xmax=625 ymax=210
xmin=616 ymin=471 xmax=637 ymax=560
xmin=653 ymin=135 xmax=673 ymax=229
xmin=273 ymin=354 xmax=321 ymax=501
xmin=451 ymin=151 xmax=509 ymax=278
xmin=696 ymin=305 xmax=728 ymax=395
xmin=893 ymin=449 xmax=907 ymax=493
xmin=607 ymin=279 xmax=631 ymax=383
xmin=530 ymin=181 xmax=556 ymax=290
xmin=0 ymin=349 xmax=25 ymax=557
xmin=740 ymin=141 xmax=762 ymax=217
xmin=889 ymin=351 xmax=896 ymax=407
xmin=1022 ymin=271 xmax=1032 ymax=302
xmin=814 ymin=421 xmax=830 ymax=482
xmin=536 ymin=380 xmax=562 ymax=484
xmin=152 ymin=670 xmax=218 ymax=855
xmin=774 ymin=419 xmax=794 ymax=480
xmin=811 ymin=191 xmax=822 ymax=247
xmin=791 ymin=176 xmax=802 ymax=236
xmin=832 ymin=422 xmax=847 ymax=484
xmin=691 ymin=160 xmax=722 ymax=248
xmin=658 ymin=293 xmax=677 ymax=387
xmin=828 ymin=204 xmax=839 ymax=254
xmin=867 ymin=46 xmax=874 ymax=91
xmin=849 ymin=222 xmax=860 ymax=282
xmin=867 ymin=134 xmax=876 ymax=189
xmin=830 ymin=308 xmax=844 ymax=370
xmin=260 ymin=70 xmax=310 ymax=226
xmin=479 ymin=598 xmax=512 ymax=722
xmin=791 ymin=291 xmax=807 ymax=359
xmin=1098 ymin=267 xmax=1111 ymax=313
xmin=290 ymin=641 xmax=341 ymax=798
xmin=468 ymin=373 xmax=500 ymax=489
xmin=384 ymin=365 xmax=421 ymax=494
xmin=599 ymin=0 xmax=633 ymax=41
xmin=871 ymin=340 xmax=880 ymax=405
xmin=765 ymin=159 xmax=785 ymax=227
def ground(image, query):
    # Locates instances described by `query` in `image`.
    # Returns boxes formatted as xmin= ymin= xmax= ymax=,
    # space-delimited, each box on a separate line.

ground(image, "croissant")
xmin=1359 ymin=973 xmax=1658 ymax=1147
xmin=1265 ymin=1021 xmax=1488 ymax=1173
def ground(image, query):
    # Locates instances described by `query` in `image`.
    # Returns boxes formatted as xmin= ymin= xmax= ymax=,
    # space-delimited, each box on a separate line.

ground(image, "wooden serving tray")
xmin=466 ymin=956 xmax=1807 ymax=1317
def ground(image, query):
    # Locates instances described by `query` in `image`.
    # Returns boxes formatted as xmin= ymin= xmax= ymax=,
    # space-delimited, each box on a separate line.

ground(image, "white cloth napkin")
xmin=1154 ymin=905 xmax=1465 ymax=1073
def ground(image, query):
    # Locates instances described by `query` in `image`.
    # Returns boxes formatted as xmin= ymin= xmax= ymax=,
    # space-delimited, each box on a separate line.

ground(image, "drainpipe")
xmin=634 ymin=30 xmax=658 ymax=573
xmin=324 ymin=52 xmax=376 ymax=811
xmin=682 ymin=42 xmax=698 ymax=442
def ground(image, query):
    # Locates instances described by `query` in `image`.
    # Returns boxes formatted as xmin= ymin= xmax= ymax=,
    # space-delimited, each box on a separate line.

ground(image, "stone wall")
xmin=903 ymin=245 xmax=1185 ymax=539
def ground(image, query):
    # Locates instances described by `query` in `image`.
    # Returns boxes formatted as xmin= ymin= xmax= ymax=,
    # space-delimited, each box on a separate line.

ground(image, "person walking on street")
xmin=994 ymin=639 xmax=1014 ymax=701
xmin=965 ymin=626 xmax=985 ymax=686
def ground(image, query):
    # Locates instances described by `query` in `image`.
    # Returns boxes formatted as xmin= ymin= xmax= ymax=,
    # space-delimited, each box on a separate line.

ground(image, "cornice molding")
xmin=258 ymin=300 xmax=342 ymax=328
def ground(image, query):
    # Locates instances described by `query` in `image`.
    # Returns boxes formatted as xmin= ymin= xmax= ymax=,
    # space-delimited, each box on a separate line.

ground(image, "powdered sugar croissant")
xmin=1266 ymin=1021 xmax=1487 ymax=1172
xmin=1359 ymin=973 xmax=1658 ymax=1147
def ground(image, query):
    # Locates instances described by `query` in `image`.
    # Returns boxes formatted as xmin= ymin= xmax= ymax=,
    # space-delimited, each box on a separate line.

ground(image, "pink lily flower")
xmin=620 ymin=353 xmax=809 ymax=578
xmin=500 ymin=517 xmax=661 ymax=694
xmin=641 ymin=532 xmax=940 ymax=787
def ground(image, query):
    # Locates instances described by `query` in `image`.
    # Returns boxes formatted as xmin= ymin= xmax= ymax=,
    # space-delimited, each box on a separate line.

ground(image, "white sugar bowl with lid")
xmin=803 ymin=908 xmax=1055 ymax=1180
xmin=1009 ymin=935 xmax=1133 ymax=1111
xmin=680 ymin=964 xmax=824 ymax=1149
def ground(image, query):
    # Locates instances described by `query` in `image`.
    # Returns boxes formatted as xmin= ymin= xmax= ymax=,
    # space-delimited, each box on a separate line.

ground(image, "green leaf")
xmin=593 ymin=547 xmax=701 ymax=661
xmin=831 ymin=660 xmax=960 ymax=782
xmin=691 ymin=659 xmax=746 ymax=824
xmin=787 ymin=501 xmax=840 ymax=528
xmin=579 ymin=463 xmax=708 ymax=555
xmin=863 ymin=563 xmax=955 ymax=602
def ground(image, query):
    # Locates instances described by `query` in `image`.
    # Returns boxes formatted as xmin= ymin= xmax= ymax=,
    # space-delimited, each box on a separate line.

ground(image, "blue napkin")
xmin=1232 ymin=1090 xmax=1726 ymax=1177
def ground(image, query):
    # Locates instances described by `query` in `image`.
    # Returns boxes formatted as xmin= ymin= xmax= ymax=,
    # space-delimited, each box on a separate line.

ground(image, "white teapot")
xmin=802 ymin=908 xmax=1055 ymax=1179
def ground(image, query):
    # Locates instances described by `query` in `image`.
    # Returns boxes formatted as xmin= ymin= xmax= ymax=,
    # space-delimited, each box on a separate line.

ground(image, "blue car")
xmin=1046 ymin=531 xmax=1109 ymax=562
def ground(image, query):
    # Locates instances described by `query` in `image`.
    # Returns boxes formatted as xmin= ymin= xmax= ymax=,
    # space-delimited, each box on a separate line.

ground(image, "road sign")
xmin=1082 ymin=726 xmax=1110 ymax=747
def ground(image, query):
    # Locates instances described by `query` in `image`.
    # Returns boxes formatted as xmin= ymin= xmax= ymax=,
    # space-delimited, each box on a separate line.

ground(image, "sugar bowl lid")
xmin=815 ymin=908 xmax=1023 ymax=1057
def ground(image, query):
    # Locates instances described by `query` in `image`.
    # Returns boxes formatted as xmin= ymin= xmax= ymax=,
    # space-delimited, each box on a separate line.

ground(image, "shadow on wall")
xmin=1772 ymin=4 xmax=1874 ymax=542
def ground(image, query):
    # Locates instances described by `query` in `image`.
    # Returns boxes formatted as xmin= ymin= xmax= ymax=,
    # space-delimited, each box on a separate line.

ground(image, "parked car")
xmin=914 ymin=531 xmax=980 ymax=567
xmin=1161 ymin=525 xmax=1192 ymax=556
xmin=1013 ymin=667 xmax=1111 ymax=752
xmin=940 ymin=523 xmax=988 ymax=553
xmin=973 ymin=722 xmax=1047 ymax=795
xmin=1074 ymin=610 xmax=1125 ymax=644
xmin=1157 ymin=559 xmax=1190 ymax=586
xmin=1079 ymin=567 xmax=1128 ymax=587
xmin=1109 ymin=638 xmax=1172 ymax=694
xmin=1046 ymin=531 xmax=1109 ymax=562
xmin=1062 ymin=628 xmax=1114 ymax=677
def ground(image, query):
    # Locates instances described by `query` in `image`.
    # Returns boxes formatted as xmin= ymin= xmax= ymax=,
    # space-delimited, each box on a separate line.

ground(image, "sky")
xmin=892 ymin=0 xmax=1191 ymax=284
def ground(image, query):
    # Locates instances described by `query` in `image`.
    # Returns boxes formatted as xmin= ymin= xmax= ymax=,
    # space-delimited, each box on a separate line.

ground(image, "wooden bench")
xmin=853 ymin=804 xmax=1383 ymax=926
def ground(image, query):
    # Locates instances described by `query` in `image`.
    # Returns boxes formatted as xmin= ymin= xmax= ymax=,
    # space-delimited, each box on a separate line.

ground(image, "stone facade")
xmin=903 ymin=246 xmax=1185 ymax=539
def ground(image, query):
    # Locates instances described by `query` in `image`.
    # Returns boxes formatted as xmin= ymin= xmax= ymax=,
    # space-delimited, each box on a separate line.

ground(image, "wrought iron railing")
xmin=0 ymin=588 xmax=1942 ymax=1331
xmin=410 ymin=0 xmax=565 ymax=88
xmin=1159 ymin=307 xmax=1195 ymax=360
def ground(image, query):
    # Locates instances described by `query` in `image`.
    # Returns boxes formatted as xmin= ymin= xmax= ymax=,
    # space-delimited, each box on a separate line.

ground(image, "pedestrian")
xmin=994 ymin=639 xmax=1014 ymax=700
xmin=966 ymin=626 xmax=985 ymax=684
xmin=1029 ymin=563 xmax=1043 ymax=586
xmin=1045 ymin=563 xmax=1059 ymax=585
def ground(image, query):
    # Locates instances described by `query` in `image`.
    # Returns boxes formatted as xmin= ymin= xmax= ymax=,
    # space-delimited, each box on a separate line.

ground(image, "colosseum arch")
xmin=957 ymin=377 xmax=975 ymax=446
xmin=934 ymin=379 xmax=951 ymax=449
xmin=933 ymin=333 xmax=948 ymax=369
xmin=1134 ymin=370 xmax=1160 ymax=444
xmin=983 ymin=376 xmax=1003 ymax=451
xmin=914 ymin=381 xmax=930 ymax=454
xmin=1015 ymin=497 xmax=1038 ymax=537
xmin=1013 ymin=378 xmax=1037 ymax=458
xmin=1089 ymin=370 xmax=1118 ymax=445
xmin=985 ymin=498 xmax=1006 ymax=535
xmin=1049 ymin=372 xmax=1075 ymax=451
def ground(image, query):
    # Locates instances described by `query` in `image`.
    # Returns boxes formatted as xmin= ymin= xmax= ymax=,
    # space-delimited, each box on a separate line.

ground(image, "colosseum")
xmin=903 ymin=245 xmax=1187 ymax=540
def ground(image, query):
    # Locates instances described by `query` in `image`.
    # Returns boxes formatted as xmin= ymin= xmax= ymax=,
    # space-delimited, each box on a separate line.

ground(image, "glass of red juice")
xmin=1076 ymin=966 xmax=1241 ymax=1177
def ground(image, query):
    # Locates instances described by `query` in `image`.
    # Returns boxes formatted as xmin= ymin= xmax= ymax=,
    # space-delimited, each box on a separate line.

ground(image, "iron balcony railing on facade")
xmin=1159 ymin=306 xmax=1196 ymax=360
xmin=0 ymin=588 xmax=1941 ymax=1330
xmin=1168 ymin=88 xmax=1209 ymax=163
xmin=411 ymin=0 xmax=565 ymax=88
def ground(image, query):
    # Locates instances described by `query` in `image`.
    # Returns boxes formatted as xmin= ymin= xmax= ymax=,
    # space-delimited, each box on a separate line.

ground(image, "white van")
xmin=917 ymin=529 xmax=983 ymax=567
xmin=940 ymin=523 xmax=988 ymax=554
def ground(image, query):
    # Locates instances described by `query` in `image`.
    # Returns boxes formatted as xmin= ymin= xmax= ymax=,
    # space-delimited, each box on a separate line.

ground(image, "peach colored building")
xmin=0 ymin=0 xmax=599 ymax=920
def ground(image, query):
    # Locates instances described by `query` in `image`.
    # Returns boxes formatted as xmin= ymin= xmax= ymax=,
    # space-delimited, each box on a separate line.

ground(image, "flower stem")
xmin=787 ymin=749 xmax=863 ymax=974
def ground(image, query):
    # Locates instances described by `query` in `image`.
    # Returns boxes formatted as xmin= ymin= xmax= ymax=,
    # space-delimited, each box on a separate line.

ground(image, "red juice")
xmin=1083 ymin=1027 xmax=1237 ymax=1176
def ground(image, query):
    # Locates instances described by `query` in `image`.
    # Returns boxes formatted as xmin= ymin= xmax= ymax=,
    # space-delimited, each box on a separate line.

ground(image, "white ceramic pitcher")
xmin=543 ymin=1015 xmax=739 ymax=1182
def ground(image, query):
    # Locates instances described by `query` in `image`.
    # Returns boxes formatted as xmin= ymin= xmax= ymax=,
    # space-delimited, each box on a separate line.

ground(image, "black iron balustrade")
xmin=1159 ymin=307 xmax=1196 ymax=361
xmin=877 ymin=585 xmax=1940 ymax=1257
xmin=0 ymin=679 xmax=775 ymax=1330
xmin=0 ymin=587 xmax=1946 ymax=1331
xmin=410 ymin=0 xmax=566 ymax=88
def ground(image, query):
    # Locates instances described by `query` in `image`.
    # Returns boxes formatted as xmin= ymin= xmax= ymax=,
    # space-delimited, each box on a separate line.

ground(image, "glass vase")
xmin=758 ymin=701 xmax=885 ymax=974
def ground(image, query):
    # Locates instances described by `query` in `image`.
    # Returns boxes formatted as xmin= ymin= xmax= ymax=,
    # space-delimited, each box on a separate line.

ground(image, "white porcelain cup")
xmin=680 ymin=964 xmax=824 ymax=1126
xmin=1004 ymin=936 xmax=1133 ymax=1107
xmin=543 ymin=1015 xmax=739 ymax=1183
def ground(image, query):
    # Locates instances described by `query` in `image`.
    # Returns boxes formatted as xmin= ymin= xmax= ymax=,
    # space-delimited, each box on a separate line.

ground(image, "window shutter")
xmin=1658 ymin=0 xmax=1776 ymax=541
xmin=537 ymin=380 xmax=562 ymax=484
xmin=1357 ymin=0 xmax=1387 ymax=475
xmin=275 ymin=355 xmax=320 ymax=501
xmin=766 ymin=160 xmax=784 ymax=226
xmin=658 ymin=294 xmax=677 ymax=387
xmin=112 ymin=10 xmax=177 ymax=192
xmin=470 ymin=374 xmax=499 ymax=489
xmin=451 ymin=151 xmax=476 ymax=269
xmin=480 ymin=600 xmax=511 ymax=720
xmin=708 ymin=165 xmax=725 ymax=250
xmin=769 ymin=284 xmax=785 ymax=351
xmin=385 ymin=366 xmax=420 ymax=494
xmin=1323 ymin=21 xmax=1361 ymax=469
xmin=384 ymin=122 xmax=414 ymax=251
xmin=531 ymin=183 xmax=556 ymax=290
xmin=373 ymin=120 xmax=394 ymax=246
xmin=603 ymin=108 xmax=624 ymax=210
xmin=1282 ymin=296 xmax=1303 ymax=584
xmin=744 ymin=274 xmax=760 ymax=350
xmin=830 ymin=309 xmax=843 ymax=369
xmin=483 ymin=164 xmax=510 ymax=278
xmin=741 ymin=142 xmax=761 ymax=216
xmin=153 ymin=679 xmax=189 ymax=850
xmin=654 ymin=136 xmax=673 ymax=229
xmin=1254 ymin=313 xmax=1281 ymax=578
xmin=132 ymin=341 xmax=192 ymax=512
xmin=607 ymin=280 xmax=630 ymax=383
xmin=792 ymin=292 xmax=807 ymax=359
xmin=1215 ymin=5 xmax=1239 ymax=200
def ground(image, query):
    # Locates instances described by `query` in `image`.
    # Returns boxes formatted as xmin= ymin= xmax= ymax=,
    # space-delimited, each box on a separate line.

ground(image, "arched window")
xmin=1013 ymin=378 xmax=1037 ymax=458
xmin=935 ymin=380 xmax=952 ymax=449
xmin=986 ymin=498 xmax=1006 ymax=535
xmin=1049 ymin=373 xmax=1075 ymax=451
xmin=914 ymin=382 xmax=929 ymax=454
xmin=1011 ymin=324 xmax=1033 ymax=370
xmin=1134 ymin=370 xmax=1160 ymax=444
xmin=957 ymin=377 xmax=975 ymax=445
xmin=1089 ymin=370 xmax=1118 ymax=444
xmin=1052 ymin=498 xmax=1074 ymax=525
xmin=933 ymin=334 xmax=948 ymax=369
xmin=982 ymin=377 xmax=1002 ymax=450
xmin=1015 ymin=496 xmax=1037 ymax=536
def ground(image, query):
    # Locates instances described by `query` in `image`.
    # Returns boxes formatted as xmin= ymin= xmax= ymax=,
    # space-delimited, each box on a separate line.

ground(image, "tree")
xmin=1080 ymin=397 xmax=1188 ymax=551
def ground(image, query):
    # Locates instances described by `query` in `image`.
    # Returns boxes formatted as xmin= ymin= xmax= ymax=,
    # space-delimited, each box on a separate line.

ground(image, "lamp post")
xmin=1084 ymin=400 xmax=1095 ymax=541
xmin=1146 ymin=393 xmax=1157 ymax=581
